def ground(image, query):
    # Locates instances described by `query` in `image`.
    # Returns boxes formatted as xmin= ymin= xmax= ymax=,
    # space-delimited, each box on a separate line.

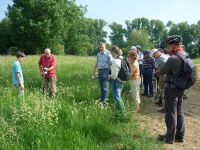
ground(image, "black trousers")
xmin=164 ymin=87 xmax=185 ymax=142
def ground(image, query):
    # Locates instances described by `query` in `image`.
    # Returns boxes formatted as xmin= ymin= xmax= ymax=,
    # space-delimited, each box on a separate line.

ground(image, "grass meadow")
xmin=0 ymin=55 xmax=164 ymax=150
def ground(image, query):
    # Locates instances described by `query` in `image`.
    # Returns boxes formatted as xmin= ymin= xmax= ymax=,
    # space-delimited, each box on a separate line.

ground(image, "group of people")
xmin=92 ymin=43 xmax=141 ymax=112
xmin=92 ymin=42 xmax=168 ymax=113
xmin=93 ymin=35 xmax=187 ymax=144
xmin=12 ymin=48 xmax=57 ymax=97
xmin=12 ymin=35 xmax=187 ymax=145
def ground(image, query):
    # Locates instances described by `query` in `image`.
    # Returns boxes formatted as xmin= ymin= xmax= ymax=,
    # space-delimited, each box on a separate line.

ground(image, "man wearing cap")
xmin=12 ymin=51 xmax=26 ymax=96
xmin=142 ymin=50 xmax=155 ymax=97
xmin=157 ymin=35 xmax=186 ymax=144
xmin=151 ymin=49 xmax=169 ymax=112
xmin=38 ymin=48 xmax=57 ymax=97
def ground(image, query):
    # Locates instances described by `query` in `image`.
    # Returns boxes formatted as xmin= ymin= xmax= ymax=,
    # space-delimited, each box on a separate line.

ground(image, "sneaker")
xmin=157 ymin=135 xmax=173 ymax=144
xmin=136 ymin=108 xmax=141 ymax=113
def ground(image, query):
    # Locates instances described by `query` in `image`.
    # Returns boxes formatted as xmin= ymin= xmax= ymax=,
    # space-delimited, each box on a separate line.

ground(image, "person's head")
xmin=99 ymin=42 xmax=106 ymax=52
xmin=158 ymin=45 xmax=165 ymax=53
xmin=110 ymin=45 xmax=122 ymax=58
xmin=16 ymin=51 xmax=25 ymax=63
xmin=143 ymin=49 xmax=150 ymax=58
xmin=166 ymin=35 xmax=183 ymax=54
xmin=136 ymin=45 xmax=141 ymax=50
xmin=130 ymin=46 xmax=137 ymax=51
xmin=151 ymin=48 xmax=161 ymax=59
xmin=44 ymin=48 xmax=51 ymax=57
xmin=128 ymin=50 xmax=138 ymax=63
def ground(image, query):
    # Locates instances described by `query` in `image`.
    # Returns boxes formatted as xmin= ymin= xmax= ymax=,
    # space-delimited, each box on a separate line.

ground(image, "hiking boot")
xmin=155 ymin=101 xmax=163 ymax=107
xmin=183 ymin=94 xmax=187 ymax=100
xmin=157 ymin=135 xmax=173 ymax=144
xmin=148 ymin=94 xmax=154 ymax=97
xmin=175 ymin=136 xmax=184 ymax=142
xmin=157 ymin=108 xmax=165 ymax=113
xmin=141 ymin=93 xmax=148 ymax=96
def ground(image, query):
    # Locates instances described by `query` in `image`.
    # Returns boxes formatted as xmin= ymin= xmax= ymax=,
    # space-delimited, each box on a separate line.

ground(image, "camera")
xmin=43 ymin=68 xmax=48 ymax=74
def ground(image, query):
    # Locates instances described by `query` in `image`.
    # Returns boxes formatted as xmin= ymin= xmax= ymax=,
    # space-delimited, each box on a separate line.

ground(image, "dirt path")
xmin=137 ymin=87 xmax=200 ymax=150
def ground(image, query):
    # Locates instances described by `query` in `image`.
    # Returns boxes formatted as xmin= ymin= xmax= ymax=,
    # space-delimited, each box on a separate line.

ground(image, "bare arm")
xmin=39 ymin=64 xmax=44 ymax=77
xmin=16 ymin=72 xmax=24 ymax=90
xmin=48 ymin=56 xmax=56 ymax=71
xmin=48 ymin=65 xmax=54 ymax=71
xmin=93 ymin=64 xmax=97 ymax=75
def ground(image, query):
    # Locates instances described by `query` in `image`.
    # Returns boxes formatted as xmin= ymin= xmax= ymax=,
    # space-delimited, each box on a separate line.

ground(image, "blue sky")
xmin=76 ymin=0 xmax=200 ymax=25
xmin=1 ymin=0 xmax=200 ymax=25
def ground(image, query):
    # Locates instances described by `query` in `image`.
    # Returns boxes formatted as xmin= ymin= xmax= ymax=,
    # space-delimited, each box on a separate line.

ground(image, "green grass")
xmin=0 ymin=55 xmax=163 ymax=150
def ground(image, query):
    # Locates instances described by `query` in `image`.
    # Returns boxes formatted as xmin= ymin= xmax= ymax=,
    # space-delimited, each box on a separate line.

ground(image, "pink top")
xmin=38 ymin=54 xmax=56 ymax=78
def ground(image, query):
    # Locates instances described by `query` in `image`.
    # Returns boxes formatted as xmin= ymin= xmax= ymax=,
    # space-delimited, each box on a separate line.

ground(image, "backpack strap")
xmin=166 ymin=53 xmax=185 ymax=88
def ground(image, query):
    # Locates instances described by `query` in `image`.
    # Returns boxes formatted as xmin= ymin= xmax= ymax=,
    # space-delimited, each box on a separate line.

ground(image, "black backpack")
xmin=117 ymin=57 xmax=131 ymax=81
xmin=172 ymin=53 xmax=197 ymax=90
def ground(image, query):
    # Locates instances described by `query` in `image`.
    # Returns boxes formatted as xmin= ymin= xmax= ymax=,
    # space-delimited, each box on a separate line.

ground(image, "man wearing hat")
xmin=157 ymin=35 xmax=186 ymax=144
xmin=142 ymin=50 xmax=155 ymax=97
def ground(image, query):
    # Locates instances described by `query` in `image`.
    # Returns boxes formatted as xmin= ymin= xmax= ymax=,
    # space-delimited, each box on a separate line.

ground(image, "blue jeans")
xmin=109 ymin=79 xmax=125 ymax=111
xmin=143 ymin=69 xmax=154 ymax=95
xmin=98 ymin=69 xmax=110 ymax=102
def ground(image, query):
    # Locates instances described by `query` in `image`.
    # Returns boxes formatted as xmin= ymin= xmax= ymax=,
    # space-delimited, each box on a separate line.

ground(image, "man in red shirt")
xmin=38 ymin=48 xmax=56 ymax=97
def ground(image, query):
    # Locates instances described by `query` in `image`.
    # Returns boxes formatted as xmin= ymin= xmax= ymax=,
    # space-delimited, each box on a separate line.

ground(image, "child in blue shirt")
xmin=12 ymin=51 xmax=25 ymax=96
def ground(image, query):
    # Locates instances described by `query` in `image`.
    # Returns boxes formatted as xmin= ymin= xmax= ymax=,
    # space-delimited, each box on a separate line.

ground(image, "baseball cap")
xmin=130 ymin=46 xmax=137 ymax=50
xmin=166 ymin=35 xmax=183 ymax=45
xmin=150 ymin=49 xmax=159 ymax=57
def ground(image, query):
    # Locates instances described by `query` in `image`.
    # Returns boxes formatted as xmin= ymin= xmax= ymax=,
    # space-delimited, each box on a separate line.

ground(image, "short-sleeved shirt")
xmin=155 ymin=53 xmax=169 ymax=69
xmin=129 ymin=61 xmax=140 ymax=80
xmin=96 ymin=50 xmax=112 ymax=69
xmin=38 ymin=54 xmax=56 ymax=78
xmin=138 ymin=51 xmax=143 ymax=65
xmin=12 ymin=60 xmax=24 ymax=85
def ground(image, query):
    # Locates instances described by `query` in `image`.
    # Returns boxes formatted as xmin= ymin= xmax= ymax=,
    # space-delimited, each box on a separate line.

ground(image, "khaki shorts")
xmin=43 ymin=77 xmax=56 ymax=96
xmin=14 ymin=84 xmax=24 ymax=96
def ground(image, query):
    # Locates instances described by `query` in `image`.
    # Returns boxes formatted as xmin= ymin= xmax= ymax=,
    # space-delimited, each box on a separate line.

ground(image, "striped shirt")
xmin=96 ymin=50 xmax=112 ymax=69
xmin=142 ymin=57 xmax=155 ymax=70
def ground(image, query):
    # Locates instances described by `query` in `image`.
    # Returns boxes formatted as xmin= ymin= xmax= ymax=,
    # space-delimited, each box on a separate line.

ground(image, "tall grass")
xmin=0 ymin=55 xmax=163 ymax=150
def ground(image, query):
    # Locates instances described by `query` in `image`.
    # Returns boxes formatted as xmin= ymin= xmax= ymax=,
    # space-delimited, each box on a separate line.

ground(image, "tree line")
xmin=0 ymin=0 xmax=200 ymax=58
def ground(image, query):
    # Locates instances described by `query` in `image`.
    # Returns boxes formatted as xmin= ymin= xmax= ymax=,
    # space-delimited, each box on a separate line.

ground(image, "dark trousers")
xmin=164 ymin=87 xmax=185 ymax=142
xmin=143 ymin=69 xmax=153 ymax=95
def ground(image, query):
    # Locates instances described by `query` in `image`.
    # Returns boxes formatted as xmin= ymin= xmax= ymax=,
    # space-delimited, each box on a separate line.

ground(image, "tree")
xmin=8 ymin=0 xmax=84 ymax=54
xmin=126 ymin=29 xmax=153 ymax=54
xmin=109 ymin=22 xmax=126 ymax=48
xmin=125 ymin=18 xmax=150 ymax=35
xmin=0 ymin=18 xmax=13 ymax=54
xmin=149 ymin=20 xmax=167 ymax=46
xmin=64 ymin=18 xmax=107 ymax=55
xmin=125 ymin=18 xmax=167 ymax=47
